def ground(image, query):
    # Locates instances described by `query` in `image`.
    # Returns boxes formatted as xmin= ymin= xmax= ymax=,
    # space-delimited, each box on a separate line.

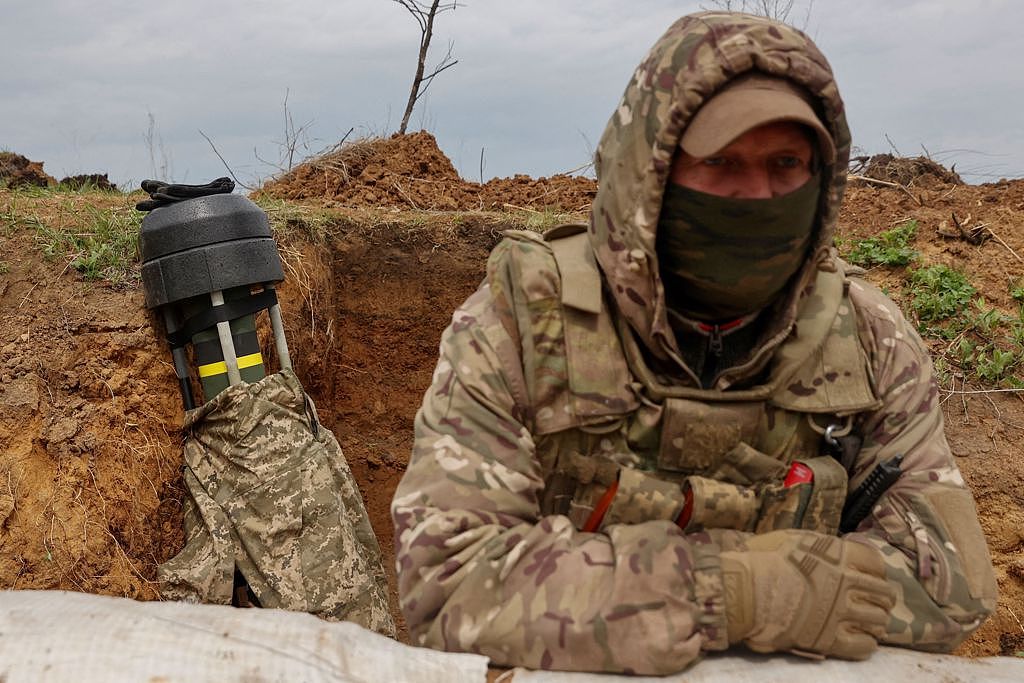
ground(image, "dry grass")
xmin=305 ymin=136 xmax=385 ymax=184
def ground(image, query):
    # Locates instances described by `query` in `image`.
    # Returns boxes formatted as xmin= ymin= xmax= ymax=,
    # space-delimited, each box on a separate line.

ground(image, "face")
xmin=669 ymin=121 xmax=815 ymax=199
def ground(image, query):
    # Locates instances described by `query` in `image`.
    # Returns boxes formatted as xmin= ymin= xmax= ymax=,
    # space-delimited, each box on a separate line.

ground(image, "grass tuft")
xmin=1 ymin=187 xmax=142 ymax=286
xmin=909 ymin=264 xmax=976 ymax=324
xmin=844 ymin=220 xmax=919 ymax=267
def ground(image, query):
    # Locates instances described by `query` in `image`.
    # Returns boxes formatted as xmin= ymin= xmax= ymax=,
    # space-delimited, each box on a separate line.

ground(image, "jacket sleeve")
xmin=391 ymin=281 xmax=729 ymax=675
xmin=844 ymin=278 xmax=997 ymax=651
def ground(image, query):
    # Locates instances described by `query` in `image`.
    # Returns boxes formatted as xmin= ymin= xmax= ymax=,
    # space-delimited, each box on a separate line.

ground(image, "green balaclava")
xmin=656 ymin=173 xmax=821 ymax=322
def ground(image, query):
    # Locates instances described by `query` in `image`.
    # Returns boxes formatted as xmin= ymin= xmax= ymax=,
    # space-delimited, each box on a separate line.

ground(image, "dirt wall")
xmin=1 ymin=172 xmax=1023 ymax=657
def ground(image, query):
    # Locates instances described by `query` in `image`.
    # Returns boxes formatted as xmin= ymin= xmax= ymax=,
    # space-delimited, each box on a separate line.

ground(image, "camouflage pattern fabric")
xmin=159 ymin=369 xmax=395 ymax=636
xmin=756 ymin=456 xmax=848 ymax=535
xmin=603 ymin=467 xmax=686 ymax=526
xmin=681 ymin=477 xmax=760 ymax=532
xmin=391 ymin=10 xmax=995 ymax=675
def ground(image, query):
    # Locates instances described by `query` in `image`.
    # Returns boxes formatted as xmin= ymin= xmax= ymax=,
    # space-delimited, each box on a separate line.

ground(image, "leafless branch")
xmin=268 ymin=88 xmax=315 ymax=172
xmin=704 ymin=0 xmax=806 ymax=25
xmin=393 ymin=0 xmax=462 ymax=135
xmin=418 ymin=42 xmax=459 ymax=99
xmin=198 ymin=129 xmax=256 ymax=191
xmin=846 ymin=173 xmax=923 ymax=206
xmin=986 ymin=226 xmax=1024 ymax=265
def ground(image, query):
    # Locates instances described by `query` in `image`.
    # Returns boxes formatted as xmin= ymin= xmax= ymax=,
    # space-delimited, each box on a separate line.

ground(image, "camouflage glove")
xmin=720 ymin=530 xmax=895 ymax=659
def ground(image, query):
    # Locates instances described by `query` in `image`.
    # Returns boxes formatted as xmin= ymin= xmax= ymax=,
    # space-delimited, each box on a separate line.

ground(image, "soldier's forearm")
xmin=394 ymin=498 xmax=728 ymax=674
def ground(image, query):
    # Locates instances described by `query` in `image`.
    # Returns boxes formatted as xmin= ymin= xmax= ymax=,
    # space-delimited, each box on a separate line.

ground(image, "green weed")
xmin=844 ymin=220 xmax=919 ymax=267
xmin=909 ymin=264 xmax=976 ymax=323
xmin=32 ymin=204 xmax=141 ymax=285
xmin=904 ymin=264 xmax=1024 ymax=386
xmin=975 ymin=347 xmax=1019 ymax=383
xmin=1010 ymin=315 xmax=1024 ymax=347
xmin=0 ymin=260 xmax=8 ymax=275
xmin=72 ymin=206 xmax=141 ymax=283
xmin=970 ymin=297 xmax=1008 ymax=336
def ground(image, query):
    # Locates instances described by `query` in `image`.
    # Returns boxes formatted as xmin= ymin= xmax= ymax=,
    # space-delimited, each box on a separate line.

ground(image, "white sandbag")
xmin=512 ymin=645 xmax=1024 ymax=683
xmin=0 ymin=590 xmax=487 ymax=683
xmin=3 ymin=590 xmax=1021 ymax=682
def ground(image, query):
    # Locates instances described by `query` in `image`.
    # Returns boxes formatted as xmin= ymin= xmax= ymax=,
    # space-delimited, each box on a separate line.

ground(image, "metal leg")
xmin=211 ymin=290 xmax=242 ymax=386
xmin=266 ymin=285 xmax=293 ymax=370
xmin=162 ymin=308 xmax=195 ymax=410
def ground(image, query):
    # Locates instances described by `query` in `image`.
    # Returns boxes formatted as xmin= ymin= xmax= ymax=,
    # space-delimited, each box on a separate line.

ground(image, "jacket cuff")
xmin=603 ymin=468 xmax=686 ymax=526
xmin=691 ymin=539 xmax=730 ymax=651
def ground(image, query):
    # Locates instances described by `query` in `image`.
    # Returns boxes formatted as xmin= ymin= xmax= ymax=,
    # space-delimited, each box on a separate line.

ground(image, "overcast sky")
xmin=4 ymin=1 xmax=1022 ymax=189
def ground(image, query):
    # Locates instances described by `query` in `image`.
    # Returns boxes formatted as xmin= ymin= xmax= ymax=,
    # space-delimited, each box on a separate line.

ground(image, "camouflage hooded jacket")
xmin=392 ymin=11 xmax=996 ymax=675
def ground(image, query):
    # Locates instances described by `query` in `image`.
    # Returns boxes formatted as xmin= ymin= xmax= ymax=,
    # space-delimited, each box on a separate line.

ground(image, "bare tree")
xmin=253 ymin=89 xmax=315 ymax=173
xmin=705 ymin=0 xmax=814 ymax=28
xmin=393 ymin=0 xmax=460 ymax=135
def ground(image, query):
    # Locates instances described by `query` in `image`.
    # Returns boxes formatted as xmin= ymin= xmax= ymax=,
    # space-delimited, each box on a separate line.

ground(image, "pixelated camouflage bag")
xmin=157 ymin=369 xmax=396 ymax=636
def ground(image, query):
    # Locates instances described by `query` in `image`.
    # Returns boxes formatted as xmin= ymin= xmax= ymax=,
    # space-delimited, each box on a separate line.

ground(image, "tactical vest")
xmin=494 ymin=225 xmax=883 ymax=536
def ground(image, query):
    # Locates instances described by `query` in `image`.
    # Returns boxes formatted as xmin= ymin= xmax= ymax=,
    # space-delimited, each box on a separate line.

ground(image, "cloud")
xmin=2 ymin=0 xmax=1020 ymax=185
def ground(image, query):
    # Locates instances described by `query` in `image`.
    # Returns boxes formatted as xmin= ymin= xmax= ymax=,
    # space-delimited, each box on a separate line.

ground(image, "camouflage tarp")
xmin=158 ymin=369 xmax=395 ymax=636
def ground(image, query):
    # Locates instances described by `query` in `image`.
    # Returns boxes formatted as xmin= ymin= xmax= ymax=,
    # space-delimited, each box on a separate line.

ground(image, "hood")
xmin=590 ymin=11 xmax=851 ymax=365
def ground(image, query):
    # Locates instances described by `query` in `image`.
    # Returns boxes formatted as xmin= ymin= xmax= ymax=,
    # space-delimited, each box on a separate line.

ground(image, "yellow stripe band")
xmin=198 ymin=352 xmax=264 ymax=378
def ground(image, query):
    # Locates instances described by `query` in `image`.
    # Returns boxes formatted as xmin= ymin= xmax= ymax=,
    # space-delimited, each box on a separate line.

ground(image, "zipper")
xmin=699 ymin=318 xmax=748 ymax=357
xmin=708 ymin=324 xmax=723 ymax=356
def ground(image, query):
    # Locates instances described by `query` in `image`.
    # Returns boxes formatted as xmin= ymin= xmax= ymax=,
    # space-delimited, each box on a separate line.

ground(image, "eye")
xmin=773 ymin=155 xmax=806 ymax=169
xmin=701 ymin=156 xmax=727 ymax=167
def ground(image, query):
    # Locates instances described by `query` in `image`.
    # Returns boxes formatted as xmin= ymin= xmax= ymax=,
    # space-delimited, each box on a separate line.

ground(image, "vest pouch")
xmin=798 ymin=455 xmax=848 ymax=535
xmin=543 ymin=450 xmax=619 ymax=527
xmin=678 ymin=477 xmax=760 ymax=533
xmin=756 ymin=480 xmax=812 ymax=533
xmin=756 ymin=456 xmax=848 ymax=535
xmin=602 ymin=468 xmax=686 ymax=527
xmin=704 ymin=442 xmax=789 ymax=486
xmin=658 ymin=399 xmax=762 ymax=474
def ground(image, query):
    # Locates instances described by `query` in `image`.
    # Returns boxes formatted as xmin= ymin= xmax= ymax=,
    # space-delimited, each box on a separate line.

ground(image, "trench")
xmin=275 ymin=216 xmax=499 ymax=635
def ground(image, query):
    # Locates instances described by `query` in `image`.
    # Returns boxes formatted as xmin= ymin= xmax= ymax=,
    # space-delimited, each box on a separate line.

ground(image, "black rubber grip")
xmin=840 ymin=455 xmax=904 ymax=533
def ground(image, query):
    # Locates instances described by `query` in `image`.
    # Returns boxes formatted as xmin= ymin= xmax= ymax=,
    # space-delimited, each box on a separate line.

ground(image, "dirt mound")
xmin=0 ymin=152 xmax=56 ymax=188
xmin=851 ymin=153 xmax=964 ymax=189
xmin=259 ymin=131 xmax=596 ymax=212
xmin=477 ymin=173 xmax=596 ymax=213
xmin=59 ymin=174 xmax=118 ymax=192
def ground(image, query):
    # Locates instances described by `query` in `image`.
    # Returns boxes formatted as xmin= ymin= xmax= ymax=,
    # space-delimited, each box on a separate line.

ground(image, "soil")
xmin=1 ymin=136 xmax=1022 ymax=659
xmin=0 ymin=152 xmax=56 ymax=188
xmin=258 ymin=131 xmax=596 ymax=212
xmin=58 ymin=174 xmax=119 ymax=192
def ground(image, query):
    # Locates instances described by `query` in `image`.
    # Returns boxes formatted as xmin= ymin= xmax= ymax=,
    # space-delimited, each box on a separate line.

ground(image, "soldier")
xmin=391 ymin=10 xmax=997 ymax=675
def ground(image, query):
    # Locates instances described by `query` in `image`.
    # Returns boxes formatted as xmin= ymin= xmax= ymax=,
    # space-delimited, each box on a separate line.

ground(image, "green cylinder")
xmin=187 ymin=286 xmax=267 ymax=401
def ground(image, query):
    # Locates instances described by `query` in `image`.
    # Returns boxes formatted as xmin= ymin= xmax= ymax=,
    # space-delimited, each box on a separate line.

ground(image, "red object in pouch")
xmin=582 ymin=480 xmax=619 ymax=532
xmin=783 ymin=462 xmax=814 ymax=487
xmin=676 ymin=487 xmax=695 ymax=529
